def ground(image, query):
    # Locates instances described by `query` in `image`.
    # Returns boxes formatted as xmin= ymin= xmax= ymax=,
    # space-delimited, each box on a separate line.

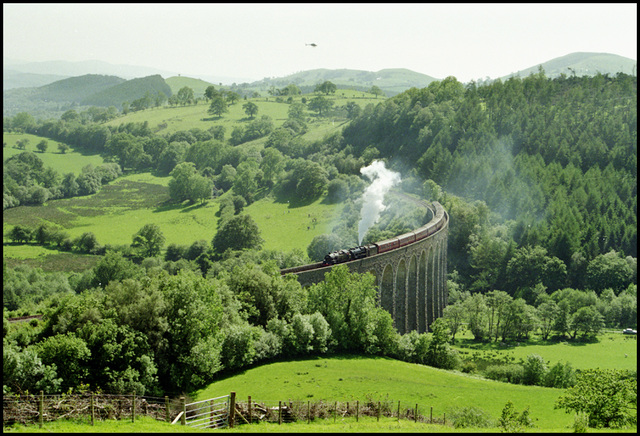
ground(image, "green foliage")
xmin=499 ymin=400 xmax=534 ymax=432
xmin=521 ymin=353 xmax=547 ymax=385
xmin=212 ymin=214 xmax=264 ymax=253
xmin=448 ymin=406 xmax=496 ymax=428
xmin=555 ymin=368 xmax=637 ymax=428
xmin=131 ymin=223 xmax=166 ymax=258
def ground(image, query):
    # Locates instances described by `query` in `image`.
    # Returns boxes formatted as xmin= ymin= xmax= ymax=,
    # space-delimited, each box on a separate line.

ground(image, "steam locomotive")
xmin=322 ymin=201 xmax=447 ymax=266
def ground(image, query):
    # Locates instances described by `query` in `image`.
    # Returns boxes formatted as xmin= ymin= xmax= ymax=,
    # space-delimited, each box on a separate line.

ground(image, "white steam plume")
xmin=358 ymin=160 xmax=401 ymax=244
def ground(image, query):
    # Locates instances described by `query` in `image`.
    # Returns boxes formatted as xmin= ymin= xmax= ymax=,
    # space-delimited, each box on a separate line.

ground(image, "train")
xmin=322 ymin=201 xmax=447 ymax=266
xmin=280 ymin=201 xmax=447 ymax=276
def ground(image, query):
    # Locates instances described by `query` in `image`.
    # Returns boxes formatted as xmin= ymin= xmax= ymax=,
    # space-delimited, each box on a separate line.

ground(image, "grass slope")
xmin=193 ymin=354 xmax=572 ymax=430
xmin=452 ymin=330 xmax=637 ymax=371
xmin=3 ymin=133 xmax=105 ymax=174
xmin=165 ymin=76 xmax=215 ymax=97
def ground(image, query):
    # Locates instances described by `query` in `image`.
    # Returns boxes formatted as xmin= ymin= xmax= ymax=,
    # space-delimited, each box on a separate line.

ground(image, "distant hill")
xmin=3 ymin=74 xmax=171 ymax=118
xmin=245 ymin=68 xmax=439 ymax=96
xmin=81 ymin=75 xmax=172 ymax=108
xmin=165 ymin=76 xmax=215 ymax=98
xmin=501 ymin=52 xmax=637 ymax=80
xmin=4 ymin=59 xmax=178 ymax=80
xmin=3 ymin=69 xmax=70 ymax=90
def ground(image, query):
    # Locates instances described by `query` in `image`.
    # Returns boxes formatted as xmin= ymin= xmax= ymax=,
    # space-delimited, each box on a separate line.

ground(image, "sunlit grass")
xmin=3 ymin=132 xmax=105 ymax=174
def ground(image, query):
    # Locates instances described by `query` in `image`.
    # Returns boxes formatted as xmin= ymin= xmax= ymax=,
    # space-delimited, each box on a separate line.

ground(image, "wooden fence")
xmin=4 ymin=390 xmax=449 ymax=429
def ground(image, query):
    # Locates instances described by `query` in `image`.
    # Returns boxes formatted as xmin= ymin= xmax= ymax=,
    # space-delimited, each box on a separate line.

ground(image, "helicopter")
xmin=305 ymin=43 xmax=317 ymax=47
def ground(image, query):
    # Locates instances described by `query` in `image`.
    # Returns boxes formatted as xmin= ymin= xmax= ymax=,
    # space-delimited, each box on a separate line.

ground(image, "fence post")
xmin=415 ymin=404 xmax=418 ymax=423
xmin=334 ymin=401 xmax=337 ymax=423
xmin=356 ymin=400 xmax=359 ymax=422
xmin=278 ymin=401 xmax=282 ymax=425
xmin=39 ymin=391 xmax=44 ymax=428
xmin=307 ymin=401 xmax=310 ymax=424
xmin=181 ymin=397 xmax=186 ymax=425
xmin=248 ymin=396 xmax=252 ymax=425
xmin=377 ymin=401 xmax=380 ymax=422
xmin=165 ymin=396 xmax=170 ymax=422
xmin=443 ymin=412 xmax=446 ymax=426
xmin=397 ymin=400 xmax=400 ymax=422
xmin=229 ymin=392 xmax=236 ymax=428
xmin=132 ymin=393 xmax=136 ymax=423
xmin=91 ymin=392 xmax=95 ymax=426
xmin=430 ymin=406 xmax=433 ymax=423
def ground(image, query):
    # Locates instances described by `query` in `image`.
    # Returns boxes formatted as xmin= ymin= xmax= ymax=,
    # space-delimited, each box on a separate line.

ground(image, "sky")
xmin=3 ymin=3 xmax=637 ymax=83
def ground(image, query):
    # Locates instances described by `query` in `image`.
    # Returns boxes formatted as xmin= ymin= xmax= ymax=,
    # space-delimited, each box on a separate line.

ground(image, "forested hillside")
xmin=342 ymin=71 xmax=637 ymax=292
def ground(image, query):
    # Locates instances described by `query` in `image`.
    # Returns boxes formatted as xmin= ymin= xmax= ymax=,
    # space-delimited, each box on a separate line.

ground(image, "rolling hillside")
xmin=165 ymin=76 xmax=216 ymax=97
xmin=501 ymin=52 xmax=636 ymax=80
xmin=245 ymin=67 xmax=439 ymax=96
xmin=81 ymin=74 xmax=172 ymax=108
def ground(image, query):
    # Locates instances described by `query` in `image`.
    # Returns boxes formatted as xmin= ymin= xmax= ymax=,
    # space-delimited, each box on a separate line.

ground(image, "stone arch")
xmin=380 ymin=264 xmax=394 ymax=319
xmin=395 ymin=259 xmax=407 ymax=334
xmin=407 ymin=255 xmax=418 ymax=333
xmin=417 ymin=250 xmax=427 ymax=333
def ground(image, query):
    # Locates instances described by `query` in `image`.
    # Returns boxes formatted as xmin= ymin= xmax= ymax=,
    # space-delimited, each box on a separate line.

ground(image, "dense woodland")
xmin=3 ymin=72 xmax=637 ymax=399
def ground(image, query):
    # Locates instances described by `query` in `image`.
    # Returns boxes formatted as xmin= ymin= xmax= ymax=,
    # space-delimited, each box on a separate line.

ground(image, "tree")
xmin=555 ymin=369 xmax=637 ymax=428
xmin=212 ymin=214 xmax=263 ymax=253
xmin=204 ymin=85 xmax=219 ymax=100
xmin=315 ymin=80 xmax=337 ymax=95
xmin=36 ymin=140 xmax=48 ymax=153
xmin=442 ymin=300 xmax=466 ymax=341
xmin=208 ymin=96 xmax=228 ymax=118
xmin=307 ymin=234 xmax=344 ymax=262
xmin=243 ymin=101 xmax=258 ymax=119
xmin=7 ymin=225 xmax=32 ymax=243
xmin=131 ymin=223 xmax=165 ymax=258
xmin=176 ymin=86 xmax=195 ymax=105
xmin=168 ymin=162 xmax=198 ymax=203
xmin=586 ymin=250 xmax=633 ymax=294
xmin=345 ymin=101 xmax=361 ymax=119
xmin=369 ymin=85 xmax=384 ymax=98
xmin=308 ymin=95 xmax=333 ymax=116
xmin=57 ymin=142 xmax=70 ymax=154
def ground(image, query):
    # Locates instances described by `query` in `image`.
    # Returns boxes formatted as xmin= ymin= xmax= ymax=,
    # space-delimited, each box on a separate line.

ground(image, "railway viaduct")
xmin=282 ymin=202 xmax=448 ymax=334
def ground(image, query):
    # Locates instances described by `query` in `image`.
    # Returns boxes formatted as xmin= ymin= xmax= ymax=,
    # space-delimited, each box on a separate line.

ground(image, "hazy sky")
xmin=3 ymin=3 xmax=637 ymax=82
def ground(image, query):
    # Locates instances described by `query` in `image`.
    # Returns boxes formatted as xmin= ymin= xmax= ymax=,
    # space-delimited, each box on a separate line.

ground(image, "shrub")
xmin=544 ymin=361 xmax=576 ymax=388
xmin=522 ymin=354 xmax=547 ymax=385
xmin=448 ymin=406 xmax=496 ymax=428
xmin=573 ymin=411 xmax=589 ymax=433
xmin=484 ymin=364 xmax=525 ymax=384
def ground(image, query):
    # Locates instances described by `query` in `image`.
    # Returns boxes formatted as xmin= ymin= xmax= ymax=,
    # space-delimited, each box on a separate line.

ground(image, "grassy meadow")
xmin=103 ymin=88 xmax=382 ymax=136
xmin=451 ymin=329 xmax=638 ymax=371
xmin=3 ymin=132 xmax=105 ymax=175
xmin=193 ymin=354 xmax=571 ymax=431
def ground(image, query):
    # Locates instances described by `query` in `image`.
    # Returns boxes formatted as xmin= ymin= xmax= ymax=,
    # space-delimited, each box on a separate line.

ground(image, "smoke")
xmin=357 ymin=160 xmax=401 ymax=244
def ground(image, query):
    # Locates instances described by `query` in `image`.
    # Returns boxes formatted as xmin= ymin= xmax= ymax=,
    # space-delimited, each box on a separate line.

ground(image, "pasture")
xmin=193 ymin=354 xmax=572 ymax=431
xmin=3 ymin=170 xmax=343 ymax=261
xmin=102 ymin=89 xmax=382 ymax=136
xmin=3 ymin=132 xmax=105 ymax=175
xmin=451 ymin=330 xmax=637 ymax=372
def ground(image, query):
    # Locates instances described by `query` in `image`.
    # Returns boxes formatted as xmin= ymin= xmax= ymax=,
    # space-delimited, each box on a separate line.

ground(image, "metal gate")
xmin=183 ymin=395 xmax=230 ymax=429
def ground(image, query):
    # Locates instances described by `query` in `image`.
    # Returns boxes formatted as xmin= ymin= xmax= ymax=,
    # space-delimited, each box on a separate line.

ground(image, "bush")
xmin=573 ymin=411 xmax=589 ymax=433
xmin=522 ymin=354 xmax=547 ymax=385
xmin=544 ymin=361 xmax=576 ymax=388
xmin=448 ymin=406 xmax=496 ymax=428
xmin=484 ymin=364 xmax=525 ymax=384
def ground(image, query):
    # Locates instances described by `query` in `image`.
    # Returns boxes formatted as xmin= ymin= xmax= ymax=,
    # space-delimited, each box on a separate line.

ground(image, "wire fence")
xmin=4 ymin=391 xmax=449 ymax=429
xmin=3 ymin=391 xmax=183 ymax=427
xmin=230 ymin=396 xmax=448 ymax=427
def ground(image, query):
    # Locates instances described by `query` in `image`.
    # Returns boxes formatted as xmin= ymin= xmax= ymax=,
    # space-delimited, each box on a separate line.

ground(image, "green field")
xmin=451 ymin=330 xmax=638 ymax=371
xmin=3 ymin=170 xmax=344 ymax=260
xmin=3 ymin=132 xmax=105 ymax=174
xmin=103 ymin=89 xmax=382 ymax=135
xmin=193 ymin=354 xmax=570 ymax=431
